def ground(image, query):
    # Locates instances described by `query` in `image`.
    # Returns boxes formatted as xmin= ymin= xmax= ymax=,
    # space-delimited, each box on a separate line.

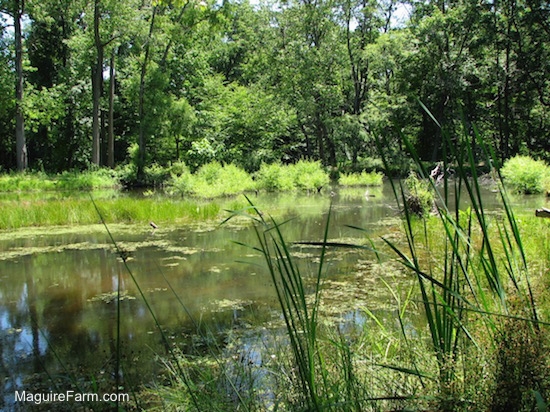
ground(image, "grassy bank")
xmin=0 ymin=161 xmax=384 ymax=229
xmin=0 ymin=196 xmax=226 ymax=230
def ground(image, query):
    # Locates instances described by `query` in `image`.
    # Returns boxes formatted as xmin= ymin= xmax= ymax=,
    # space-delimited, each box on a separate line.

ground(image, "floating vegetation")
xmin=207 ymin=299 xmax=254 ymax=312
xmin=88 ymin=290 xmax=136 ymax=303
xmin=145 ymin=287 xmax=168 ymax=293
xmin=0 ymin=242 xmax=112 ymax=261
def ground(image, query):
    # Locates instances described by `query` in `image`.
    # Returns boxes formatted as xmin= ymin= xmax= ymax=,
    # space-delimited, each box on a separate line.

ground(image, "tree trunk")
xmin=137 ymin=6 xmax=157 ymax=180
xmin=108 ymin=50 xmax=115 ymax=168
xmin=15 ymin=0 xmax=27 ymax=171
xmin=91 ymin=0 xmax=103 ymax=165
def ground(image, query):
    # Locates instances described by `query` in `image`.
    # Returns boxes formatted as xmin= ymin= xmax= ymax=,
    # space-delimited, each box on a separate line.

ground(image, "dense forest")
xmin=0 ymin=0 xmax=549 ymax=176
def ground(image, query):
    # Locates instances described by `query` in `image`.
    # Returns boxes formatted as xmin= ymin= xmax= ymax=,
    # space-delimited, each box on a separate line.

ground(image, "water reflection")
xmin=0 ymin=183 xmax=544 ymax=408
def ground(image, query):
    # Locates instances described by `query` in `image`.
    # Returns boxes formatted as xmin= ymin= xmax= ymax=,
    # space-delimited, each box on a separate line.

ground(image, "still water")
xmin=0 ymin=184 xmax=544 ymax=408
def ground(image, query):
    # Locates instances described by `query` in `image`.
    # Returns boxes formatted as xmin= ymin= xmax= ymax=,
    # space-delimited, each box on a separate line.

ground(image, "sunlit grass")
xmin=0 ymin=169 xmax=119 ymax=192
xmin=0 ymin=197 xmax=222 ymax=229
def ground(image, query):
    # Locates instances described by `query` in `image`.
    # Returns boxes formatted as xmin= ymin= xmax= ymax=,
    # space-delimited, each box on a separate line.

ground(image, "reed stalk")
xmin=373 ymin=107 xmax=547 ymax=410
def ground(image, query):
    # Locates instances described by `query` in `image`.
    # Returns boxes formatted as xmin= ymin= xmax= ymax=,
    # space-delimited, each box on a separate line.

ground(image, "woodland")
xmin=1 ymin=0 xmax=549 ymax=179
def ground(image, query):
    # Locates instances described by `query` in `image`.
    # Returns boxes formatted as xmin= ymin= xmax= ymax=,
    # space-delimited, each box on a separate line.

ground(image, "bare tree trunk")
xmin=91 ymin=0 xmax=103 ymax=165
xmin=108 ymin=50 xmax=115 ymax=168
xmin=15 ymin=0 xmax=27 ymax=171
xmin=137 ymin=5 xmax=157 ymax=180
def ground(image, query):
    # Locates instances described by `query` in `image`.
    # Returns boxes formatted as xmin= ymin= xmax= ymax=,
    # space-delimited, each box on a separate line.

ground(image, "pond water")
xmin=0 ymin=183 xmax=545 ymax=409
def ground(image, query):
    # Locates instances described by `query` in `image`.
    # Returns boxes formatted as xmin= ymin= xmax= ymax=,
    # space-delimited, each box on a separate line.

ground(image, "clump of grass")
xmin=338 ymin=171 xmax=384 ymax=187
xmin=57 ymin=168 xmax=120 ymax=190
xmin=501 ymin=155 xmax=550 ymax=194
xmin=0 ymin=172 xmax=57 ymax=191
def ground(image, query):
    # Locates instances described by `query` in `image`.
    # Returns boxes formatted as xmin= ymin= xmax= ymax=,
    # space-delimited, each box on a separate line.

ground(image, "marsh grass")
xmin=0 ymin=197 xmax=222 ymax=229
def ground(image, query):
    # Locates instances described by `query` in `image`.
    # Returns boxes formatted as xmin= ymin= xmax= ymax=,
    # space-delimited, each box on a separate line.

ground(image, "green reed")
xmin=224 ymin=196 xmax=331 ymax=410
xmin=374 ymin=109 xmax=549 ymax=410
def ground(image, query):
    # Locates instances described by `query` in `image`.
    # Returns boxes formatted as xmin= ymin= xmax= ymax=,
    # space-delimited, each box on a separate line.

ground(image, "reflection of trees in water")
xmin=25 ymin=257 xmax=41 ymax=374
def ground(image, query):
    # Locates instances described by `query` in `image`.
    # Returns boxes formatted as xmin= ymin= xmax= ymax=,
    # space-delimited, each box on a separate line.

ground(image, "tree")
xmin=1 ymin=0 xmax=28 ymax=170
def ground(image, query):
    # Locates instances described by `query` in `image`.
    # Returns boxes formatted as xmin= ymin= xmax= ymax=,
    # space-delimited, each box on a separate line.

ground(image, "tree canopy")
xmin=0 ymin=0 xmax=548 ymax=174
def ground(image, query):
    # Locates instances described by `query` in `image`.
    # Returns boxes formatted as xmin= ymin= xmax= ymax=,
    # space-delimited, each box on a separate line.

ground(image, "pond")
xmin=0 ymin=183 xmax=544 ymax=409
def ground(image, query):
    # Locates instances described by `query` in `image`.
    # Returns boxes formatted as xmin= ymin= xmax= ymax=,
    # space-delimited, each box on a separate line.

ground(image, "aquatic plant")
xmin=0 ymin=197 xmax=221 ymax=229
xmin=224 ymin=197 xmax=331 ymax=409
xmin=0 ymin=169 xmax=119 ymax=192
xmin=403 ymin=171 xmax=434 ymax=217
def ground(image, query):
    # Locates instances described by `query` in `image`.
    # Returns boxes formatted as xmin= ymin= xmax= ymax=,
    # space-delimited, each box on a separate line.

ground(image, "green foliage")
xmin=0 ymin=172 xmax=57 ymax=191
xmin=166 ymin=161 xmax=255 ymax=198
xmin=0 ymin=169 xmax=119 ymax=192
xmin=254 ymin=162 xmax=296 ymax=192
xmin=501 ymin=155 xmax=550 ymax=194
xmin=338 ymin=171 xmax=383 ymax=187
xmin=56 ymin=169 xmax=119 ymax=190
xmin=289 ymin=160 xmax=330 ymax=192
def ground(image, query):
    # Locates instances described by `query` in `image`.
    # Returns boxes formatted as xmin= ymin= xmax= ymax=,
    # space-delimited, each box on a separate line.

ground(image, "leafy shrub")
xmin=254 ymin=163 xmax=295 ymax=191
xmin=143 ymin=164 xmax=171 ymax=188
xmin=338 ymin=171 xmax=384 ymax=187
xmin=501 ymin=155 xmax=550 ymax=194
xmin=190 ymin=162 xmax=255 ymax=198
xmin=169 ymin=161 xmax=190 ymax=177
xmin=289 ymin=160 xmax=330 ymax=192
xmin=166 ymin=166 xmax=194 ymax=197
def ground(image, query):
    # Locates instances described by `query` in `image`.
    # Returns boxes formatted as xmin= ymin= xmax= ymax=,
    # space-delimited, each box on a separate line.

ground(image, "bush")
xmin=254 ymin=163 xmax=295 ymax=192
xmin=289 ymin=160 xmax=330 ymax=192
xmin=501 ymin=155 xmax=550 ymax=194
xmin=338 ymin=171 xmax=384 ymax=187
xmin=167 ymin=161 xmax=257 ymax=198
xmin=165 ymin=164 xmax=194 ymax=197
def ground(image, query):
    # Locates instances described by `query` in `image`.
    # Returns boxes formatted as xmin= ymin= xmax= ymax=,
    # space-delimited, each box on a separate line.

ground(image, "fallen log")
xmin=535 ymin=208 xmax=550 ymax=218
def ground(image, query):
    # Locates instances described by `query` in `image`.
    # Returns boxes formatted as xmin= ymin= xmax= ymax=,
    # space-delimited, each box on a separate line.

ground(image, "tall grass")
xmin=373 ymin=111 xmax=549 ymax=410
